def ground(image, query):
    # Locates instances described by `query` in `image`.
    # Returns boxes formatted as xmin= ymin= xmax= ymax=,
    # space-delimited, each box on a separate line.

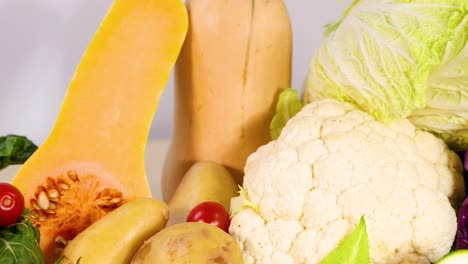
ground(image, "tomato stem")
xmin=4 ymin=198 xmax=12 ymax=206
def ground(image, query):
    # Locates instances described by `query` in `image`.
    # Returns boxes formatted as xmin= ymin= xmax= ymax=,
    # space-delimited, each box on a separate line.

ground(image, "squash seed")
xmin=45 ymin=209 xmax=56 ymax=215
xmin=57 ymin=183 xmax=70 ymax=190
xmin=30 ymin=199 xmax=41 ymax=211
xmin=57 ymin=176 xmax=71 ymax=190
xmin=46 ymin=188 xmax=59 ymax=199
xmin=67 ymin=170 xmax=79 ymax=182
xmin=29 ymin=211 xmax=37 ymax=219
xmin=49 ymin=197 xmax=60 ymax=203
xmin=110 ymin=197 xmax=122 ymax=204
xmin=37 ymin=191 xmax=50 ymax=210
xmin=55 ymin=236 xmax=68 ymax=246
xmin=48 ymin=202 xmax=57 ymax=210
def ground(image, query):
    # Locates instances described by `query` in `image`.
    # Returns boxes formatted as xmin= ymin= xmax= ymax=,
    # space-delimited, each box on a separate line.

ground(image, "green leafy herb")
xmin=0 ymin=135 xmax=38 ymax=170
xmin=269 ymin=88 xmax=303 ymax=140
xmin=0 ymin=209 xmax=44 ymax=264
xmin=320 ymin=216 xmax=370 ymax=264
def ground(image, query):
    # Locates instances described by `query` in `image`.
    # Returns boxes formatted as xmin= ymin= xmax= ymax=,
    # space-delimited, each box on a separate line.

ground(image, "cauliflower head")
xmin=230 ymin=99 xmax=465 ymax=264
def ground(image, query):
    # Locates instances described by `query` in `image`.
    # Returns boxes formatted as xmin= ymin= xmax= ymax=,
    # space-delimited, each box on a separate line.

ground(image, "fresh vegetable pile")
xmin=1 ymin=0 xmax=468 ymax=263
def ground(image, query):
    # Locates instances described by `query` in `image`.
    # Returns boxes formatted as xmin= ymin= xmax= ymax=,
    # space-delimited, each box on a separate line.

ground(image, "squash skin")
xmin=162 ymin=0 xmax=293 ymax=201
xmin=11 ymin=0 xmax=188 ymax=263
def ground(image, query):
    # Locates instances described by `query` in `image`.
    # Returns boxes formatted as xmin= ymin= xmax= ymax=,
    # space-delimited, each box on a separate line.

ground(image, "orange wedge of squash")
xmin=11 ymin=0 xmax=188 ymax=262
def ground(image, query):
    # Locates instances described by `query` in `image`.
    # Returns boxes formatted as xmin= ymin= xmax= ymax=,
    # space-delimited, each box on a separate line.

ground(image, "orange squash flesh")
xmin=11 ymin=0 xmax=188 ymax=262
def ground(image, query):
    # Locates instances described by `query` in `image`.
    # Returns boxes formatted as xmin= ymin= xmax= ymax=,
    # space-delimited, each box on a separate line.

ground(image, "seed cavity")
xmin=28 ymin=170 xmax=124 ymax=230
xmin=28 ymin=170 xmax=128 ymax=260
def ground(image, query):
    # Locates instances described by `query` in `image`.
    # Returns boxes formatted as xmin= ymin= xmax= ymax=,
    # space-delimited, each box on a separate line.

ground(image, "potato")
xmin=167 ymin=161 xmax=239 ymax=226
xmin=131 ymin=222 xmax=243 ymax=264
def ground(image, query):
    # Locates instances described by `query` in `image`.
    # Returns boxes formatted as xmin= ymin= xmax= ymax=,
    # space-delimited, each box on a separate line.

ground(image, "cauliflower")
xmin=229 ymin=99 xmax=465 ymax=264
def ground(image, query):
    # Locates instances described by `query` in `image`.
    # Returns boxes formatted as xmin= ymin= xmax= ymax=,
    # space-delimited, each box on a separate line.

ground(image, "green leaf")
xmin=319 ymin=216 xmax=370 ymax=264
xmin=269 ymin=88 xmax=303 ymax=140
xmin=0 ymin=135 xmax=38 ymax=170
xmin=0 ymin=211 xmax=45 ymax=264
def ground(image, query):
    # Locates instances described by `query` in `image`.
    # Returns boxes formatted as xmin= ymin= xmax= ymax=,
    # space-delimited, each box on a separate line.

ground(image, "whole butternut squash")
xmin=11 ymin=0 xmax=187 ymax=262
xmin=162 ymin=0 xmax=292 ymax=201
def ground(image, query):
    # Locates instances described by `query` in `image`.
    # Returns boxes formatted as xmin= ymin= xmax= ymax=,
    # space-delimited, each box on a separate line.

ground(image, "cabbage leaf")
xmin=270 ymin=88 xmax=303 ymax=140
xmin=408 ymin=15 xmax=468 ymax=150
xmin=305 ymin=0 xmax=467 ymax=137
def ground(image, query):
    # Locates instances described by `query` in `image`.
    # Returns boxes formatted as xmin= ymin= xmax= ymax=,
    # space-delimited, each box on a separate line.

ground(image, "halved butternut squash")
xmin=11 ymin=0 xmax=188 ymax=262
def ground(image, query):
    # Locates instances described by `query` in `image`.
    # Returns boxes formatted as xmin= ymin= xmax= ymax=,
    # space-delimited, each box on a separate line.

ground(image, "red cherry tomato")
xmin=187 ymin=201 xmax=231 ymax=232
xmin=0 ymin=182 xmax=25 ymax=226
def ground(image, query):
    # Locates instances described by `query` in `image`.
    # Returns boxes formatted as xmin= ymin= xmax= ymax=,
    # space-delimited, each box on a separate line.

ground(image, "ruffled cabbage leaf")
xmin=305 ymin=0 xmax=468 ymax=150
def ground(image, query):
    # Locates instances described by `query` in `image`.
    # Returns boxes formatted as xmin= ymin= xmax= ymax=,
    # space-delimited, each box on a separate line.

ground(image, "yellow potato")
xmin=59 ymin=198 xmax=169 ymax=264
xmin=131 ymin=222 xmax=244 ymax=264
xmin=167 ymin=161 xmax=239 ymax=226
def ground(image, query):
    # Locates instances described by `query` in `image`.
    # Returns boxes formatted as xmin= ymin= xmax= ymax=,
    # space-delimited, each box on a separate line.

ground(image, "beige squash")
xmin=162 ymin=0 xmax=293 ymax=201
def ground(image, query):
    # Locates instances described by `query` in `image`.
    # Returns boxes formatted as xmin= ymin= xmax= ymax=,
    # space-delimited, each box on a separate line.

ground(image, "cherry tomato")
xmin=0 ymin=182 xmax=25 ymax=226
xmin=187 ymin=201 xmax=231 ymax=232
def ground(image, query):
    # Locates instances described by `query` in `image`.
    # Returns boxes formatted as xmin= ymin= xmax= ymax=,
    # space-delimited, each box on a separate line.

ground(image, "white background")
xmin=0 ymin=0 xmax=352 ymax=145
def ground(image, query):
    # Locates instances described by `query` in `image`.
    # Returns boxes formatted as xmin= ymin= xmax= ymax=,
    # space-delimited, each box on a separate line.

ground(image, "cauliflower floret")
xmin=230 ymin=99 xmax=465 ymax=264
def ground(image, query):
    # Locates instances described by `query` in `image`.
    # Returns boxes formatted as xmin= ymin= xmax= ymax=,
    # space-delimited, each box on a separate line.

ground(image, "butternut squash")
xmin=161 ymin=0 xmax=293 ymax=201
xmin=11 ymin=0 xmax=188 ymax=262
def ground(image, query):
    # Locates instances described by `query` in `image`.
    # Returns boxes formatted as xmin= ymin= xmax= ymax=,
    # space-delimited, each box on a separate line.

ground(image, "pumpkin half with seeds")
xmin=10 ymin=0 xmax=188 ymax=263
